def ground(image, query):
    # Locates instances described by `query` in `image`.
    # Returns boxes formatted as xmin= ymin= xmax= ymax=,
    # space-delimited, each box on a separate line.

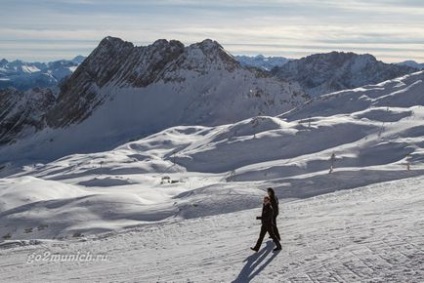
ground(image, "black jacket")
xmin=257 ymin=203 xmax=274 ymax=226
xmin=270 ymin=196 xmax=279 ymax=216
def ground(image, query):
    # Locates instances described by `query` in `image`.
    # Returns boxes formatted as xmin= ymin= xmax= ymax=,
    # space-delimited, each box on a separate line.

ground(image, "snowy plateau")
xmin=0 ymin=38 xmax=424 ymax=282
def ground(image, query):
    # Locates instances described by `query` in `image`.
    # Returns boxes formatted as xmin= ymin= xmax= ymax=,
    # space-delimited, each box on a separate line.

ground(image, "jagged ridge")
xmin=0 ymin=36 xmax=306 ymax=151
xmin=272 ymin=51 xmax=418 ymax=97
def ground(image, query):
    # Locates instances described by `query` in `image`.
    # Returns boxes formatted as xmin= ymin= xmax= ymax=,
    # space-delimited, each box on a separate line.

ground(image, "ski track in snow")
xmin=1 ymin=177 xmax=423 ymax=283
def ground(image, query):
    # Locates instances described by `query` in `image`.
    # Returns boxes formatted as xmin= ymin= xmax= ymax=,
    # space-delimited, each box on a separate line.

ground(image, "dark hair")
xmin=267 ymin=187 xmax=275 ymax=198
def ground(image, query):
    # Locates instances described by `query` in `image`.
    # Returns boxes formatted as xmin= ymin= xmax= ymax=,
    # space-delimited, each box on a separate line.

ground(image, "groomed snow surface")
xmin=0 ymin=173 xmax=423 ymax=282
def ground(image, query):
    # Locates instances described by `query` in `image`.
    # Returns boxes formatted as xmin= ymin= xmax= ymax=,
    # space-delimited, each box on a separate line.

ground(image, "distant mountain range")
xmin=397 ymin=60 xmax=424 ymax=70
xmin=234 ymin=54 xmax=289 ymax=71
xmin=0 ymin=56 xmax=84 ymax=91
xmin=0 ymin=37 xmax=422 ymax=162
xmin=236 ymin=54 xmax=423 ymax=73
xmin=2 ymin=53 xmax=421 ymax=94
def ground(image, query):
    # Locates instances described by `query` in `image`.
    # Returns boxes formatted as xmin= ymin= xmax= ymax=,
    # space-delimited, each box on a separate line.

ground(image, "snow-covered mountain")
xmin=0 ymin=36 xmax=306 ymax=158
xmin=235 ymin=54 xmax=289 ymax=70
xmin=1 ymin=70 xmax=423 ymax=237
xmin=272 ymin=51 xmax=418 ymax=97
xmin=397 ymin=60 xmax=424 ymax=70
xmin=3 ymin=45 xmax=421 ymax=155
xmin=46 ymin=37 xmax=305 ymax=129
xmin=0 ymin=57 xmax=83 ymax=91
xmin=0 ymin=71 xmax=423 ymax=282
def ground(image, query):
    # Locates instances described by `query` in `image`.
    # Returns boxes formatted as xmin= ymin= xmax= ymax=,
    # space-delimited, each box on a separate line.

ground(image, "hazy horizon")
xmin=0 ymin=38 xmax=422 ymax=65
xmin=1 ymin=0 xmax=423 ymax=63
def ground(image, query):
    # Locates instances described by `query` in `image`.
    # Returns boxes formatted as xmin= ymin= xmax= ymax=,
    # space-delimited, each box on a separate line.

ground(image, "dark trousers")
xmin=253 ymin=224 xmax=281 ymax=250
xmin=273 ymin=215 xmax=281 ymax=240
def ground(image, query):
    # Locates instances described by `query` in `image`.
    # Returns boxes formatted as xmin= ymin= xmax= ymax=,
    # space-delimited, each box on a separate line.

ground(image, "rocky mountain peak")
xmin=272 ymin=51 xmax=418 ymax=97
xmin=45 ymin=37 xmax=244 ymax=128
xmin=299 ymin=51 xmax=375 ymax=71
xmin=151 ymin=39 xmax=184 ymax=50
xmin=2 ymin=36 xmax=306 ymax=150
xmin=46 ymin=36 xmax=136 ymax=128
xmin=197 ymin=39 xmax=224 ymax=51
xmin=98 ymin=36 xmax=133 ymax=50
xmin=184 ymin=39 xmax=240 ymax=72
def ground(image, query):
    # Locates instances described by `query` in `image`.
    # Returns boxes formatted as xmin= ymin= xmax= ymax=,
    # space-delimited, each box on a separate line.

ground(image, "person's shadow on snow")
xmin=232 ymin=241 xmax=279 ymax=283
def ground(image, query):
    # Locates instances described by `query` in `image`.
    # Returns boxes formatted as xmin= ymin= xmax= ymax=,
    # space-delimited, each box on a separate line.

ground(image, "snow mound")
xmin=0 ymin=186 xmax=178 ymax=240
xmin=0 ymin=177 xmax=87 ymax=212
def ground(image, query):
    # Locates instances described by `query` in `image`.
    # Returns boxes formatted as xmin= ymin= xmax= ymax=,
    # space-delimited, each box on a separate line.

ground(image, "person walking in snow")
xmin=251 ymin=196 xmax=282 ymax=252
xmin=267 ymin=187 xmax=281 ymax=241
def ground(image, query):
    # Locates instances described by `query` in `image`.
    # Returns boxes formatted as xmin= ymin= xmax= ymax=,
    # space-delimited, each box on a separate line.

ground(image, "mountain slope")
xmin=281 ymin=70 xmax=424 ymax=120
xmin=0 ymin=71 xmax=424 ymax=282
xmin=46 ymin=37 xmax=305 ymax=129
xmin=272 ymin=51 xmax=418 ymax=97
xmin=0 ymin=171 xmax=423 ymax=282
xmin=0 ymin=88 xmax=55 ymax=145
xmin=0 ymin=37 xmax=306 ymax=162
xmin=1 ymin=71 xmax=424 ymax=235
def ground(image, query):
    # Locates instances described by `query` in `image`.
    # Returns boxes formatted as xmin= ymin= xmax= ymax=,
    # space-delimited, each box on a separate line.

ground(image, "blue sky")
xmin=0 ymin=0 xmax=423 ymax=62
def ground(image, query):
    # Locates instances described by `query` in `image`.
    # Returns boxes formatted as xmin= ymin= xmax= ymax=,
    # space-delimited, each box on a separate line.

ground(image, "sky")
xmin=0 ymin=0 xmax=423 ymax=63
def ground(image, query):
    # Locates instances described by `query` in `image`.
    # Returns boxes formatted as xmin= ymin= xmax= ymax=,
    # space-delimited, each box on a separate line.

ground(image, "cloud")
xmin=0 ymin=0 xmax=423 ymax=62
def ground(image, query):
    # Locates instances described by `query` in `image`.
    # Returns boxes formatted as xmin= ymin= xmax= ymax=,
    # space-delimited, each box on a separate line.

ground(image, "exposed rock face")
xmin=397 ymin=60 xmax=424 ymax=70
xmin=4 ymin=40 xmax=419 ymax=153
xmin=272 ymin=51 xmax=418 ymax=97
xmin=45 ymin=36 xmax=306 ymax=129
xmin=45 ymin=38 xmax=242 ymax=128
xmin=0 ymin=37 xmax=307 ymax=149
xmin=0 ymin=87 xmax=55 ymax=145
xmin=46 ymin=37 xmax=135 ymax=127
xmin=2 ymin=39 xmax=422 ymax=163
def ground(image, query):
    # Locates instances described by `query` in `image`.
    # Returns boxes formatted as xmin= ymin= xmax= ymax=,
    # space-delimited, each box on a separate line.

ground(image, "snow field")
xmin=0 ymin=70 xmax=424 ymax=282
xmin=1 ymin=175 xmax=423 ymax=282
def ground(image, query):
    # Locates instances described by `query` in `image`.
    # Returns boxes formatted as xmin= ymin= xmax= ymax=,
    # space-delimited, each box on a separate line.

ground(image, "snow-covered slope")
xmin=45 ymin=37 xmax=305 ymax=129
xmin=0 ymin=37 xmax=306 ymax=161
xmin=0 ymin=167 xmax=423 ymax=282
xmin=1 ymin=70 xmax=424 ymax=237
xmin=272 ymin=51 xmax=418 ymax=97
xmin=0 ymin=71 xmax=424 ymax=282
xmin=0 ymin=87 xmax=55 ymax=145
